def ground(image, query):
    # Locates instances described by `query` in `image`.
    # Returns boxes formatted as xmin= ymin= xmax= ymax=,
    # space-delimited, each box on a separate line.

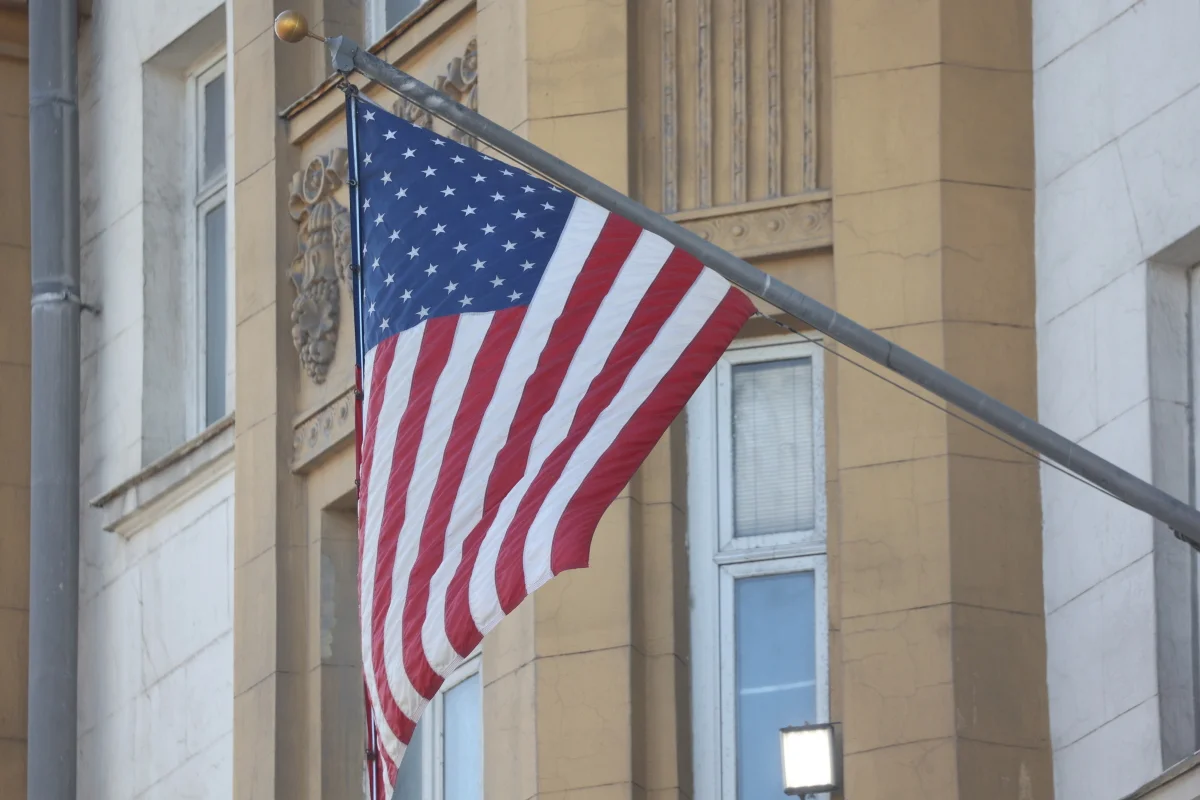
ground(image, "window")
xmin=393 ymin=655 xmax=483 ymax=800
xmin=368 ymin=0 xmax=431 ymax=42
xmin=688 ymin=337 xmax=828 ymax=800
xmin=190 ymin=57 xmax=229 ymax=431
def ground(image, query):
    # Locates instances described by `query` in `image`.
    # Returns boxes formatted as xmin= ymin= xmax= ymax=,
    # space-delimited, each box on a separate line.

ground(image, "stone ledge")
xmin=670 ymin=192 xmax=832 ymax=260
xmin=292 ymin=387 xmax=355 ymax=474
xmin=89 ymin=415 xmax=235 ymax=538
xmin=1120 ymin=752 xmax=1200 ymax=800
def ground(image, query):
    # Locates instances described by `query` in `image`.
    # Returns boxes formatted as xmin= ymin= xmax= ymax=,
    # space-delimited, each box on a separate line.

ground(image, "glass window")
xmin=203 ymin=202 xmax=227 ymax=425
xmin=688 ymin=338 xmax=827 ymax=800
xmin=386 ymin=0 xmax=427 ymax=27
xmin=201 ymin=71 xmax=225 ymax=186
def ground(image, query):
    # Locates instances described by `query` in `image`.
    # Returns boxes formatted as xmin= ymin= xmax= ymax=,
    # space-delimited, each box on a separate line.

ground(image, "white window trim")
xmin=185 ymin=53 xmax=231 ymax=436
xmin=366 ymin=0 xmax=430 ymax=44
xmin=405 ymin=651 xmax=483 ymax=800
xmin=688 ymin=334 xmax=829 ymax=800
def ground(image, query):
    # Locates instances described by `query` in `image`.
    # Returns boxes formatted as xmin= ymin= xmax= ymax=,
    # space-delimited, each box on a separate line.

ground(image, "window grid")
xmin=688 ymin=336 xmax=828 ymax=800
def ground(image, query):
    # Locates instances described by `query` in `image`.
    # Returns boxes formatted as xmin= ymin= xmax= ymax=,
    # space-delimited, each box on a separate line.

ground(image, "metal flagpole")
xmin=277 ymin=17 xmax=1200 ymax=547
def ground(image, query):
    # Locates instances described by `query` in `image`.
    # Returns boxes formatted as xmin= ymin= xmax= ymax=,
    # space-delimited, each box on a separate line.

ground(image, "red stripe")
xmin=443 ymin=213 xmax=640 ymax=656
xmin=369 ymin=318 xmax=458 ymax=747
xmin=551 ymin=288 xmax=754 ymax=572
xmin=493 ymin=249 xmax=705 ymax=613
xmin=400 ymin=308 xmax=526 ymax=700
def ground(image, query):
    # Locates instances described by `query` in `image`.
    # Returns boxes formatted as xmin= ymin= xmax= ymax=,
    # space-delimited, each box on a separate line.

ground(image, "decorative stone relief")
xmin=675 ymin=197 xmax=832 ymax=259
xmin=292 ymin=387 xmax=356 ymax=472
xmin=288 ymin=149 xmax=351 ymax=384
xmin=393 ymin=38 xmax=479 ymax=149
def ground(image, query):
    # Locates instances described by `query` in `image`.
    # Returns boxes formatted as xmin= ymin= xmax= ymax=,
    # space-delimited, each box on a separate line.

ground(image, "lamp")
xmin=780 ymin=723 xmax=840 ymax=796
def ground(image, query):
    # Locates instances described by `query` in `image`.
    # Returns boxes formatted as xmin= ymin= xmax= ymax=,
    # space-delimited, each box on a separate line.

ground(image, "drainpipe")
xmin=27 ymin=0 xmax=80 ymax=797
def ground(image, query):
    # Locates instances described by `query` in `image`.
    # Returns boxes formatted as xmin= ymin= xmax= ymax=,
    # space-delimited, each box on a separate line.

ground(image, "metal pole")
xmin=28 ymin=0 xmax=80 ymax=797
xmin=321 ymin=35 xmax=1200 ymax=548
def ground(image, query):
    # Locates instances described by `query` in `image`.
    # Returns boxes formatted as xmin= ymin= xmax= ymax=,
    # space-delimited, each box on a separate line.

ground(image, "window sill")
xmin=89 ymin=414 xmax=235 ymax=538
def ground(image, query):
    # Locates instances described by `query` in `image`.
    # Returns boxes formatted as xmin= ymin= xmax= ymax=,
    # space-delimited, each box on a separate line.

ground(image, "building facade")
xmin=0 ymin=0 xmax=1194 ymax=799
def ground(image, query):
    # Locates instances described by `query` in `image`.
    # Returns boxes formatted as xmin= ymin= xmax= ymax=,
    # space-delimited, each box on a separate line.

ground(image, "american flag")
xmin=349 ymin=96 xmax=754 ymax=794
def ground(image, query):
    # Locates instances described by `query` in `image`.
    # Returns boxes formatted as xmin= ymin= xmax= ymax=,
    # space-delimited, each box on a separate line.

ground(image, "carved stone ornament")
xmin=394 ymin=38 xmax=479 ymax=149
xmin=288 ymin=149 xmax=351 ymax=384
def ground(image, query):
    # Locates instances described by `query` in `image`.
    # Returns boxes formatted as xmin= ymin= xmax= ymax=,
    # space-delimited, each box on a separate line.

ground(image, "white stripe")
xmin=359 ymin=327 xmax=424 ymax=763
xmin=467 ymin=227 xmax=676 ymax=636
xmin=419 ymin=197 xmax=609 ymax=677
xmin=522 ymin=269 xmax=731 ymax=592
xmin=379 ymin=312 xmax=494 ymax=722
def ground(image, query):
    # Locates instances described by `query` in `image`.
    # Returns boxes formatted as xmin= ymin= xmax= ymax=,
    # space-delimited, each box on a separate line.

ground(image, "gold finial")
xmin=275 ymin=10 xmax=324 ymax=43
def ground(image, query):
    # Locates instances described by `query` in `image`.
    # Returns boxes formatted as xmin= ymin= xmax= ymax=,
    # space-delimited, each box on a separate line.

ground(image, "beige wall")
xmin=0 ymin=8 xmax=29 ymax=796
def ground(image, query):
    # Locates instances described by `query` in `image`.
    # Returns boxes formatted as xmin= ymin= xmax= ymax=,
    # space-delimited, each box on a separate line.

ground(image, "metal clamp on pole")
xmin=271 ymin=15 xmax=1200 ymax=550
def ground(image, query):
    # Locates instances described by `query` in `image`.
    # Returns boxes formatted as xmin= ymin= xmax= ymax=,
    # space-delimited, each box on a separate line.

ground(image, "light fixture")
xmin=780 ymin=723 xmax=840 ymax=796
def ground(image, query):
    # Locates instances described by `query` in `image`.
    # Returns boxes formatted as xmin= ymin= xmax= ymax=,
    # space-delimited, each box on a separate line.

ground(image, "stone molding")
xmin=89 ymin=414 xmax=235 ymax=537
xmin=292 ymin=387 xmax=356 ymax=473
xmin=288 ymin=149 xmax=352 ymax=385
xmin=394 ymin=37 xmax=479 ymax=149
xmin=671 ymin=194 xmax=831 ymax=259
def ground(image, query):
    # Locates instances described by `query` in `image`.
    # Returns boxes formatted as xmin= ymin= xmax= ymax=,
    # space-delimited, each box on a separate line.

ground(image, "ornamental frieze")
xmin=394 ymin=38 xmax=479 ymax=149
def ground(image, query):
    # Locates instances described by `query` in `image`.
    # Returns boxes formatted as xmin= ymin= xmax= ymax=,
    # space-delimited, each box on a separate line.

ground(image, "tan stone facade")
xmin=0 ymin=0 xmax=1054 ymax=797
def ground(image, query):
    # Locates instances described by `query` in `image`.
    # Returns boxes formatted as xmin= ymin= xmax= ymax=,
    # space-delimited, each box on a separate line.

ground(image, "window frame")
xmin=400 ymin=651 xmax=483 ymax=800
xmin=687 ymin=334 xmax=829 ymax=800
xmin=366 ymin=0 xmax=431 ymax=44
xmin=185 ymin=54 xmax=231 ymax=436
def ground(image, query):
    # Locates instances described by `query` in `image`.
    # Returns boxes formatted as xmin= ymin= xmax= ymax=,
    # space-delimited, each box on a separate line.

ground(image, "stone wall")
xmin=1035 ymin=0 xmax=1200 ymax=797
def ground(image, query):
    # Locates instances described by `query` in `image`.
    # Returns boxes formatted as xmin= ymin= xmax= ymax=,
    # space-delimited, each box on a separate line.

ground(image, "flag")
xmin=349 ymin=95 xmax=755 ymax=793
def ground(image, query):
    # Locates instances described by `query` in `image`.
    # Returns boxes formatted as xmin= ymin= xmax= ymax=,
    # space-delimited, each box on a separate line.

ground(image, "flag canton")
xmin=353 ymin=99 xmax=573 ymax=351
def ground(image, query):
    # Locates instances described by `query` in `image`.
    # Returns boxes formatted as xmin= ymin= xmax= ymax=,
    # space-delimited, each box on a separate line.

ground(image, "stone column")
xmin=0 ymin=8 xmax=30 ymax=793
xmin=830 ymin=1 xmax=1052 ymax=797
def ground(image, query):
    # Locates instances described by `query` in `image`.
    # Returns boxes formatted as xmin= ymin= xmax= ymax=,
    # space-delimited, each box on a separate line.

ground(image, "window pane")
xmin=202 ymin=72 xmax=225 ymax=183
xmin=443 ymin=673 xmax=482 ymax=800
xmin=734 ymin=571 xmax=816 ymax=800
xmin=386 ymin=0 xmax=426 ymax=27
xmin=731 ymin=358 xmax=815 ymax=537
xmin=394 ymin=718 xmax=424 ymax=800
xmin=204 ymin=202 xmax=227 ymax=426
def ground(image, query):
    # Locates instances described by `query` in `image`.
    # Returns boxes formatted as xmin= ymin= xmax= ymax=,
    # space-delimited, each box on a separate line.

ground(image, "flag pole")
xmin=277 ymin=16 xmax=1200 ymax=547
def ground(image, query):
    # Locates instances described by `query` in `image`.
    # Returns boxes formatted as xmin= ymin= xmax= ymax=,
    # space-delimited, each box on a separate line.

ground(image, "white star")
xmin=444 ymin=280 xmax=458 ymax=293
xmin=522 ymin=185 xmax=535 ymax=193
xmin=520 ymin=260 xmax=535 ymax=271
xmin=414 ymin=205 xmax=428 ymax=217
xmin=472 ymin=259 xmax=486 ymax=271
xmin=452 ymin=155 xmax=465 ymax=164
xmin=371 ymin=257 xmax=380 ymax=270
xmin=542 ymin=202 xmax=555 ymax=210
xmin=441 ymin=186 xmax=456 ymax=197
xmin=364 ymin=109 xmax=376 ymax=121
xmin=422 ymin=166 xmax=437 ymax=177
xmin=550 ymin=186 xmax=562 ymax=192
xmin=490 ymin=276 xmax=505 ymax=287
xmin=472 ymin=174 xmax=486 ymax=183
xmin=384 ymin=130 xmax=397 ymax=140
xmin=425 ymin=263 xmax=438 ymax=276
xmin=512 ymin=210 xmax=526 ymax=220
xmin=502 ymin=240 xmax=516 ymax=252
xmin=482 ymin=224 xmax=496 ymax=235
xmin=501 ymin=169 xmax=514 ymax=176
xmin=417 ymin=306 xmax=430 ymax=318
xmin=395 ymin=188 xmax=408 ymax=199
xmin=432 ymin=223 xmax=446 ymax=235
xmin=482 ymin=155 xmax=494 ymax=161
xmin=363 ymin=198 xmax=371 ymax=209
xmin=491 ymin=192 xmax=505 ymax=202
xmin=374 ymin=213 xmax=385 ymax=226
xmin=362 ymin=243 xmax=367 ymax=255
xmin=459 ymin=295 xmax=473 ymax=307
xmin=403 ymin=148 xmax=416 ymax=159
xmin=380 ymin=318 xmax=390 ymax=331
xmin=400 ymin=289 xmax=412 ymax=301
xmin=363 ymin=153 xmax=373 ymax=164
xmin=462 ymin=206 xmax=476 ymax=216
xmin=453 ymin=242 xmax=467 ymax=254
xmin=508 ymin=291 xmax=522 ymax=301
xmin=532 ymin=228 xmax=546 ymax=239
xmin=381 ymin=171 xmax=392 ymax=184
xmin=367 ymin=302 xmax=375 ymax=315
xmin=407 ymin=246 xmax=420 ymax=259
xmin=384 ymin=273 xmax=395 ymax=285
xmin=433 ymin=138 xmax=446 ymax=146
xmin=389 ymin=230 xmax=401 ymax=242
